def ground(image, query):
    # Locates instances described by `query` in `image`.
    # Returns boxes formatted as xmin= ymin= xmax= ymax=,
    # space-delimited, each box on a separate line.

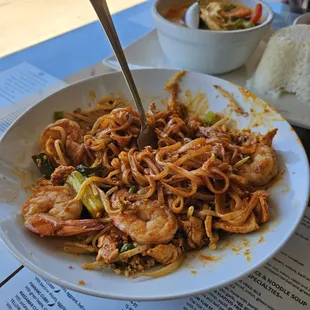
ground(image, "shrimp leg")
xmin=25 ymin=214 xmax=104 ymax=237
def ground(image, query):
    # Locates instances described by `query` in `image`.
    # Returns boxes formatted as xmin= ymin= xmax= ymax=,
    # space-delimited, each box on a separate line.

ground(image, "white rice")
xmin=247 ymin=25 xmax=310 ymax=103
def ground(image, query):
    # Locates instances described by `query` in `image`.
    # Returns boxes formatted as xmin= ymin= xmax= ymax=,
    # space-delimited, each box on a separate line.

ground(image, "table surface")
xmin=0 ymin=0 xmax=309 ymax=156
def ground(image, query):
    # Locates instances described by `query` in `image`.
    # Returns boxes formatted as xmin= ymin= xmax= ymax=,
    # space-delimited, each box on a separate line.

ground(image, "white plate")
xmin=0 ymin=69 xmax=309 ymax=301
xmin=103 ymin=30 xmax=310 ymax=130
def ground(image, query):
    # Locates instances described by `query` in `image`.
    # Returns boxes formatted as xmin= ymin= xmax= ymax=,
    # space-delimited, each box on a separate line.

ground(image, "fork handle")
xmin=89 ymin=0 xmax=147 ymax=125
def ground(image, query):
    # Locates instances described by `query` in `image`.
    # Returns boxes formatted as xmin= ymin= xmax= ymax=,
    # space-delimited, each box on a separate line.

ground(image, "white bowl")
xmin=294 ymin=12 xmax=310 ymax=25
xmin=0 ymin=69 xmax=309 ymax=300
xmin=152 ymin=0 xmax=274 ymax=75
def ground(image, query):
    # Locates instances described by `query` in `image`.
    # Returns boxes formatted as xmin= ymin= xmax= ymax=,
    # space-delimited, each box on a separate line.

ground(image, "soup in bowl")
xmin=152 ymin=0 xmax=274 ymax=74
xmin=165 ymin=1 xmax=263 ymax=30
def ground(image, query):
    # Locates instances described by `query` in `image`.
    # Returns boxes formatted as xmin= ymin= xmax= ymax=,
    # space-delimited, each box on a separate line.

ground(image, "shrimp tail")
xmin=259 ymin=128 xmax=278 ymax=146
xmin=24 ymin=214 xmax=105 ymax=236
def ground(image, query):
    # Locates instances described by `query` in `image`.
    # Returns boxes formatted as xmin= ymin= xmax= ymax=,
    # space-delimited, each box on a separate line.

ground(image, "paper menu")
xmin=1 ymin=206 xmax=310 ymax=310
xmin=0 ymin=62 xmax=67 ymax=138
xmin=0 ymin=62 xmax=65 ymax=108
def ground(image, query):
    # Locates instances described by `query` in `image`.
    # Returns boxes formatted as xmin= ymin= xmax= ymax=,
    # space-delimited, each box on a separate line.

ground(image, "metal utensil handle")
xmin=89 ymin=0 xmax=147 ymax=125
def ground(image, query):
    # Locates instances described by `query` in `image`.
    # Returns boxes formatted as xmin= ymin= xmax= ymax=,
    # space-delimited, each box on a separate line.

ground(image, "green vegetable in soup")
xmin=233 ymin=18 xmax=245 ymax=28
xmin=225 ymin=18 xmax=255 ymax=30
xmin=243 ymin=20 xmax=255 ymax=28
xmin=223 ymin=4 xmax=237 ymax=12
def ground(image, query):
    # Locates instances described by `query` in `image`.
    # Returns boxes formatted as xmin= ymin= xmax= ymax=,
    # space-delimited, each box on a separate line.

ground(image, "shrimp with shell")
xmin=22 ymin=184 xmax=104 ymax=236
xmin=108 ymin=190 xmax=179 ymax=245
xmin=237 ymin=129 xmax=278 ymax=186
xmin=40 ymin=119 xmax=85 ymax=167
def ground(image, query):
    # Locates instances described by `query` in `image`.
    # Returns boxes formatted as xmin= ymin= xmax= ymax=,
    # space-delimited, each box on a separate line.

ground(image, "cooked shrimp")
xmin=109 ymin=190 xmax=178 ymax=245
xmin=25 ymin=214 xmax=104 ymax=237
xmin=237 ymin=130 xmax=278 ymax=186
xmin=51 ymin=165 xmax=75 ymax=185
xmin=22 ymin=185 xmax=82 ymax=220
xmin=200 ymin=3 xmax=226 ymax=30
xmin=40 ymin=119 xmax=84 ymax=166
xmin=22 ymin=184 xmax=104 ymax=236
xmin=222 ymin=6 xmax=252 ymax=18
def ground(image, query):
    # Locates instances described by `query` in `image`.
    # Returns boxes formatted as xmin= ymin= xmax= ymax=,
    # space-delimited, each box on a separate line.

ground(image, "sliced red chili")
xmin=223 ymin=6 xmax=252 ymax=18
xmin=250 ymin=4 xmax=262 ymax=24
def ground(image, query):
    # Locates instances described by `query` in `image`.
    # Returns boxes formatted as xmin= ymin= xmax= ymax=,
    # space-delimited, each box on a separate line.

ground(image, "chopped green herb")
xmin=31 ymin=153 xmax=55 ymax=179
xmin=128 ymin=185 xmax=137 ymax=194
xmin=205 ymin=111 xmax=216 ymax=125
xmin=243 ymin=21 xmax=255 ymax=28
xmin=54 ymin=111 xmax=64 ymax=121
xmin=120 ymin=243 xmax=135 ymax=253
xmin=76 ymin=165 xmax=105 ymax=177
xmin=234 ymin=19 xmax=246 ymax=28
xmin=226 ymin=18 xmax=254 ymax=30
xmin=223 ymin=4 xmax=237 ymax=12
xmin=213 ymin=152 xmax=222 ymax=160
xmin=226 ymin=18 xmax=248 ymax=30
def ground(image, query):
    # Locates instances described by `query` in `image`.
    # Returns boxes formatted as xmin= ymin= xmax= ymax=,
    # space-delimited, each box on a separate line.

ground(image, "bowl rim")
xmin=293 ymin=12 xmax=310 ymax=25
xmin=0 ymin=68 xmax=309 ymax=301
xmin=152 ymin=0 xmax=274 ymax=34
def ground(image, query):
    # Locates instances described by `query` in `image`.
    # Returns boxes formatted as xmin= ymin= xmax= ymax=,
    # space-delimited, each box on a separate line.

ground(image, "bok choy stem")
xmin=67 ymin=171 xmax=104 ymax=218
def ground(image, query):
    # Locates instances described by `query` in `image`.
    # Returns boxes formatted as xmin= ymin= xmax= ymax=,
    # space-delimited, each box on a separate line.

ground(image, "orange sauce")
xmin=258 ymin=235 xmax=265 ymax=244
xmin=199 ymin=254 xmax=221 ymax=267
xmin=265 ymin=170 xmax=285 ymax=190
xmin=164 ymin=5 xmax=190 ymax=26
xmin=243 ymin=239 xmax=250 ymax=247
xmin=238 ymin=87 xmax=257 ymax=101
xmin=244 ymin=249 xmax=251 ymax=262
xmin=259 ymin=223 xmax=271 ymax=234
xmin=232 ymin=246 xmax=242 ymax=252
xmin=11 ymin=167 xmax=35 ymax=193
xmin=185 ymin=91 xmax=209 ymax=116
xmin=199 ymin=254 xmax=221 ymax=262
xmin=88 ymin=89 xmax=96 ymax=100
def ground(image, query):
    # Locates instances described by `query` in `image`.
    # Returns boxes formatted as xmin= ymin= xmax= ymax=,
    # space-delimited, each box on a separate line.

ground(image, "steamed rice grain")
xmin=247 ymin=25 xmax=310 ymax=103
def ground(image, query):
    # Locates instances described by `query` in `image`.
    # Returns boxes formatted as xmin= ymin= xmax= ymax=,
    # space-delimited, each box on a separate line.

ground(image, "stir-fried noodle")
xmin=22 ymin=74 xmax=278 ymax=277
